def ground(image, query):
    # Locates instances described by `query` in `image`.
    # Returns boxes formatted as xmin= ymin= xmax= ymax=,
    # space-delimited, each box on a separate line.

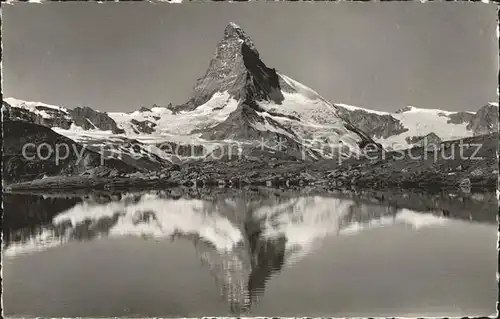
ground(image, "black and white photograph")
xmin=1 ymin=1 xmax=498 ymax=317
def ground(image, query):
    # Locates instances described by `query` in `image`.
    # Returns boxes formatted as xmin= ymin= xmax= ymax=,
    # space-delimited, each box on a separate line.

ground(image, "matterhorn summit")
xmin=167 ymin=22 xmax=379 ymax=157
xmin=3 ymin=22 xmax=388 ymax=162
xmin=176 ymin=22 xmax=286 ymax=111
xmin=4 ymin=23 xmax=495 ymax=162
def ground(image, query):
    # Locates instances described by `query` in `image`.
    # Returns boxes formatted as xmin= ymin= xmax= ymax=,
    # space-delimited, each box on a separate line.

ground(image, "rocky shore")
xmin=4 ymin=133 xmax=497 ymax=194
xmin=6 ymin=182 xmax=497 ymax=227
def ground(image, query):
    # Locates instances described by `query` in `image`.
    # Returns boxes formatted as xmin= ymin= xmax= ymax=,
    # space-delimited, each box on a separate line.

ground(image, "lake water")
xmin=2 ymin=189 xmax=498 ymax=317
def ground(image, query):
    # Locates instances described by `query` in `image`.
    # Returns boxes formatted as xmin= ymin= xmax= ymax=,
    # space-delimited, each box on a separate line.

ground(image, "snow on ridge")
xmin=250 ymin=113 xmax=296 ymax=139
xmin=398 ymin=105 xmax=478 ymax=115
xmin=228 ymin=21 xmax=242 ymax=29
xmin=108 ymin=91 xmax=239 ymax=137
xmin=4 ymin=97 xmax=69 ymax=113
xmin=85 ymin=118 xmax=98 ymax=129
xmin=334 ymin=102 xmax=390 ymax=116
xmin=337 ymin=102 xmax=476 ymax=117
xmin=4 ymin=97 xmax=73 ymax=120
xmin=329 ymin=103 xmax=478 ymax=149
xmin=279 ymin=73 xmax=332 ymax=104
xmin=378 ymin=107 xmax=472 ymax=149
xmin=256 ymin=88 xmax=366 ymax=154
xmin=53 ymin=125 xmax=115 ymax=141
xmin=278 ymin=73 xmax=389 ymax=116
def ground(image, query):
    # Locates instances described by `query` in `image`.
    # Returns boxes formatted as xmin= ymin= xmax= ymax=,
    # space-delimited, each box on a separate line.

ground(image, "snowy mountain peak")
xmin=224 ymin=22 xmax=256 ymax=51
xmin=337 ymin=101 xmax=498 ymax=149
xmin=4 ymin=97 xmax=69 ymax=114
xmin=115 ymin=23 xmax=380 ymax=156
xmin=227 ymin=21 xmax=241 ymax=29
xmin=172 ymin=22 xmax=276 ymax=112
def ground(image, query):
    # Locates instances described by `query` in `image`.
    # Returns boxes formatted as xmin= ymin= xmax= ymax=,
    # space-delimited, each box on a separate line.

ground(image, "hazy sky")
xmin=2 ymin=2 xmax=498 ymax=113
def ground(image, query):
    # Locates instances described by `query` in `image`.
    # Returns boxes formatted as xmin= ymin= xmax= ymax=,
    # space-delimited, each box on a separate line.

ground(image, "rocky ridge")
xmin=2 ymin=22 xmax=497 ymax=187
xmin=466 ymin=102 xmax=499 ymax=136
xmin=6 ymin=132 xmax=497 ymax=194
xmin=2 ymin=121 xmax=136 ymax=184
xmin=68 ymin=106 xmax=124 ymax=134
xmin=2 ymin=99 xmax=125 ymax=134
xmin=336 ymin=102 xmax=498 ymax=149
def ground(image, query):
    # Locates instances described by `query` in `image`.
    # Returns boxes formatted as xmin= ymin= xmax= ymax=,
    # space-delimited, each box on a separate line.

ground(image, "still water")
xmin=2 ymin=189 xmax=498 ymax=317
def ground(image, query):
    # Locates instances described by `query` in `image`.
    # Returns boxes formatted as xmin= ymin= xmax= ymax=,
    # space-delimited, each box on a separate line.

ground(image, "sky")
xmin=2 ymin=2 xmax=498 ymax=113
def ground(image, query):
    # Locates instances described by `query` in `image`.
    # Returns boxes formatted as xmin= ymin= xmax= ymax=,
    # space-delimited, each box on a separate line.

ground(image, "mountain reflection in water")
xmin=2 ymin=189 xmax=497 ymax=316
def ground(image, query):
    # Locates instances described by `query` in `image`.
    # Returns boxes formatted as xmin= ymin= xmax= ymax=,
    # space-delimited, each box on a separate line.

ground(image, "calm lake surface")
xmin=2 ymin=189 xmax=497 ymax=317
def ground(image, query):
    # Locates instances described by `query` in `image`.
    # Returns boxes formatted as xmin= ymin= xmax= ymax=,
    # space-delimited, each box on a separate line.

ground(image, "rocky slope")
xmin=2 ymin=98 xmax=73 ymax=129
xmin=2 ymin=98 xmax=124 ymax=133
xmin=68 ymin=106 xmax=124 ymax=134
xmin=336 ymin=102 xmax=498 ymax=150
xmin=2 ymin=22 xmax=497 ymax=182
xmin=7 ymin=132 xmax=497 ymax=194
xmin=3 ymin=23 xmax=382 ymax=165
xmin=2 ymin=101 xmax=174 ymax=178
xmin=2 ymin=121 xmax=136 ymax=184
xmin=466 ymin=102 xmax=499 ymax=136
xmin=108 ymin=22 xmax=381 ymax=160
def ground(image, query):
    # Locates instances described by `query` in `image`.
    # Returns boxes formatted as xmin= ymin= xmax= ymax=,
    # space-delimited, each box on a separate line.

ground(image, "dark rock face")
xmin=411 ymin=132 xmax=442 ymax=147
xmin=337 ymin=103 xmax=499 ymax=144
xmin=343 ymin=122 xmax=383 ymax=150
xmin=2 ymin=121 xmax=135 ymax=184
xmin=405 ymin=132 xmax=443 ymax=145
xmin=466 ymin=103 xmax=499 ymax=136
xmin=336 ymin=106 xmax=408 ymax=139
xmin=172 ymin=23 xmax=287 ymax=112
xmin=395 ymin=106 xmax=414 ymax=114
xmin=139 ymin=106 xmax=151 ymax=112
xmin=240 ymin=43 xmax=284 ymax=104
xmin=2 ymin=101 xmax=73 ymax=129
xmin=200 ymin=99 xmax=290 ymax=141
xmin=405 ymin=135 xmax=423 ymax=144
xmin=96 ymin=137 xmax=172 ymax=172
xmin=447 ymin=111 xmax=474 ymax=125
xmin=130 ymin=118 xmax=156 ymax=134
xmin=173 ymin=23 xmax=255 ymax=112
xmin=69 ymin=107 xmax=125 ymax=134
xmin=197 ymin=99 xmax=319 ymax=160
xmin=3 ymin=101 xmax=126 ymax=134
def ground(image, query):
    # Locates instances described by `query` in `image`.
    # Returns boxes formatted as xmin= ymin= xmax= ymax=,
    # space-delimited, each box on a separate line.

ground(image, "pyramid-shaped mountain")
xmin=4 ymin=23 xmax=497 ymax=162
xmin=169 ymin=22 xmax=380 ymax=158
xmin=174 ymin=22 xmax=287 ymax=111
xmin=2 ymin=23 xmax=381 ymax=162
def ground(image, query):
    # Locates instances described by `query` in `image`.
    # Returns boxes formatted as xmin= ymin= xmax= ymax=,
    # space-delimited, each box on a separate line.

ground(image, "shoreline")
xmin=4 ymin=173 xmax=496 ymax=193
xmin=4 ymin=182 xmax=497 ymax=226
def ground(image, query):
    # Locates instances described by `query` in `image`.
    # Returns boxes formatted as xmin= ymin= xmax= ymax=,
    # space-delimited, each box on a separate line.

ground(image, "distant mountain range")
xmin=336 ymin=102 xmax=498 ymax=150
xmin=2 ymin=22 xmax=498 ymax=182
